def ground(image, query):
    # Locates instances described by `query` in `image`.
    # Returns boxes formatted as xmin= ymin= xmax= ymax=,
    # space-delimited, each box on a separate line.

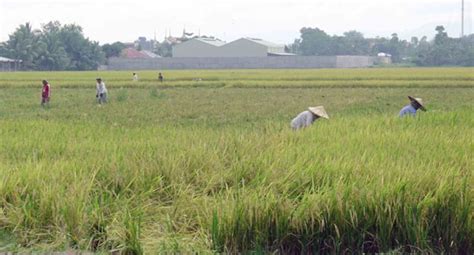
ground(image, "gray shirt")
xmin=291 ymin=110 xmax=316 ymax=130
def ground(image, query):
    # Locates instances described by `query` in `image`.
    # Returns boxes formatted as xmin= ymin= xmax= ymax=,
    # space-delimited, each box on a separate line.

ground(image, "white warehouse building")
xmin=172 ymin=37 xmax=291 ymax=58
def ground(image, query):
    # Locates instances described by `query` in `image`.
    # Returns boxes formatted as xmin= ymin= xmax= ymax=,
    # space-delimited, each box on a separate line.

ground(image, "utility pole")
xmin=461 ymin=0 xmax=464 ymax=37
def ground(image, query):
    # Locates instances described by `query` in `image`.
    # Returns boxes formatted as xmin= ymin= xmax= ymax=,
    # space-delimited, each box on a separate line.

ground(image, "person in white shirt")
xmin=291 ymin=106 xmax=329 ymax=130
xmin=96 ymin=78 xmax=108 ymax=104
xmin=132 ymin=72 xmax=138 ymax=81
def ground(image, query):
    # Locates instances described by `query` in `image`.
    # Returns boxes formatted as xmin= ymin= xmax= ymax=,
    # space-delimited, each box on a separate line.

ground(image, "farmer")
xmin=96 ymin=78 xmax=108 ymax=104
xmin=132 ymin=72 xmax=138 ymax=81
xmin=291 ymin=106 xmax=329 ymax=130
xmin=158 ymin=72 xmax=163 ymax=82
xmin=41 ymin=80 xmax=51 ymax=107
xmin=399 ymin=96 xmax=426 ymax=117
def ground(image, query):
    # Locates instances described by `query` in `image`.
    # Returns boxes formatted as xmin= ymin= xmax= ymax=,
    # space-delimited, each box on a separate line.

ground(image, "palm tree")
xmin=36 ymin=22 xmax=70 ymax=70
xmin=3 ymin=22 xmax=41 ymax=69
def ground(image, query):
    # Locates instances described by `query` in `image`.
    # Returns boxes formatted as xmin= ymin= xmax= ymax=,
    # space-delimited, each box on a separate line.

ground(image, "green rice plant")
xmin=149 ymin=88 xmax=166 ymax=99
xmin=116 ymin=88 xmax=128 ymax=102
xmin=0 ymin=68 xmax=472 ymax=253
xmin=122 ymin=210 xmax=143 ymax=255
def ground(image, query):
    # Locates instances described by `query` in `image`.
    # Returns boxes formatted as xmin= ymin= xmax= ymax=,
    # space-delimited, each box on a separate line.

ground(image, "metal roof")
xmin=0 ymin=56 xmax=19 ymax=62
xmin=179 ymin=37 xmax=283 ymax=49
xmin=195 ymin=38 xmax=226 ymax=47
xmin=120 ymin=48 xmax=160 ymax=58
xmin=141 ymin=50 xmax=161 ymax=58
xmin=243 ymin=38 xmax=284 ymax=48
xmin=268 ymin=52 xmax=296 ymax=56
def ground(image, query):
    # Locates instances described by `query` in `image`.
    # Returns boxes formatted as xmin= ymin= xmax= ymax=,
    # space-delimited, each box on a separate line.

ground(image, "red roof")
xmin=121 ymin=48 xmax=152 ymax=58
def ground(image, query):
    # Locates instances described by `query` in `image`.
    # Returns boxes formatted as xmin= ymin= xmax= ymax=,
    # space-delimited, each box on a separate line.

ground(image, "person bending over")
xmin=291 ymin=106 xmax=329 ymax=130
xmin=399 ymin=96 xmax=426 ymax=117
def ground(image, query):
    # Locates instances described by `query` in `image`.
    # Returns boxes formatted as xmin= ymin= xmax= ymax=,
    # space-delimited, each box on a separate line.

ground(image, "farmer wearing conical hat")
xmin=399 ymin=96 xmax=426 ymax=117
xmin=291 ymin=106 xmax=329 ymax=130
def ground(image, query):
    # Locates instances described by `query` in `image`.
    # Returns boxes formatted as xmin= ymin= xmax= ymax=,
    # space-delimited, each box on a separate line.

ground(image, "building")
xmin=222 ymin=38 xmax=287 ymax=57
xmin=172 ymin=38 xmax=226 ymax=57
xmin=0 ymin=56 xmax=21 ymax=71
xmin=120 ymin=48 xmax=160 ymax=58
xmin=172 ymin=37 xmax=292 ymax=58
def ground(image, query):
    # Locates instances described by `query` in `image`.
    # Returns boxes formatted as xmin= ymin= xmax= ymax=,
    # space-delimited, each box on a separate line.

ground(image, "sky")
xmin=0 ymin=0 xmax=472 ymax=45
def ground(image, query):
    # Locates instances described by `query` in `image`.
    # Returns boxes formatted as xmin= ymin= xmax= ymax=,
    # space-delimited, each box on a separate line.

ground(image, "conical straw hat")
xmin=408 ymin=96 xmax=426 ymax=111
xmin=308 ymin=106 xmax=329 ymax=119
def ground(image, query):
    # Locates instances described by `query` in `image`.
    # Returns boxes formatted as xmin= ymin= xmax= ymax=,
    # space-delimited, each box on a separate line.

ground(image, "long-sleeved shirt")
xmin=399 ymin=104 xmax=417 ymax=117
xmin=96 ymin=82 xmax=107 ymax=94
xmin=42 ymin=84 xmax=50 ymax=98
xmin=291 ymin=110 xmax=317 ymax=130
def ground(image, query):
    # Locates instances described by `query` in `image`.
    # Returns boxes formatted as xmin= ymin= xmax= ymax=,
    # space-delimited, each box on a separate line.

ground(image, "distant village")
xmin=100 ymin=29 xmax=390 ymax=70
xmin=2 ymin=20 xmax=472 ymax=71
xmin=116 ymin=30 xmax=294 ymax=59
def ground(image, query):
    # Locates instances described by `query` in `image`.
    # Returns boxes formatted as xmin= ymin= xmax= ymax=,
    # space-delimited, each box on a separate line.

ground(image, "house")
xmin=0 ymin=56 xmax=21 ymax=71
xmin=120 ymin=48 xmax=160 ymax=58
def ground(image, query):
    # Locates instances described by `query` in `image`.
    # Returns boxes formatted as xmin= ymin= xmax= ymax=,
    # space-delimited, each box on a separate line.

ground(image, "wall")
xmin=0 ymin=61 xmax=21 ymax=72
xmin=335 ymin=56 xmax=373 ymax=68
xmin=107 ymin=56 xmax=380 ymax=70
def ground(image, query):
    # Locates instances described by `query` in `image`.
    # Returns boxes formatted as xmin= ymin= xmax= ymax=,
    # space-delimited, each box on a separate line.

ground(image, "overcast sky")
xmin=1 ymin=0 xmax=472 ymax=44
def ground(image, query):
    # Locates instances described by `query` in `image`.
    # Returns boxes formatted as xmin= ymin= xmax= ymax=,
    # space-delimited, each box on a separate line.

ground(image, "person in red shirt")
xmin=41 ymin=80 xmax=51 ymax=107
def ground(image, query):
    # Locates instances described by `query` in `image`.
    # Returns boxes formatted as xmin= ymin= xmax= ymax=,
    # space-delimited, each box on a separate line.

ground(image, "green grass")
xmin=0 ymin=68 xmax=473 ymax=89
xmin=0 ymin=68 xmax=473 ymax=254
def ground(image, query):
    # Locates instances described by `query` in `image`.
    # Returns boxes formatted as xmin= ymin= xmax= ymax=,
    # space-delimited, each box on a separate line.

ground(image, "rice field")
xmin=0 ymin=68 xmax=473 ymax=253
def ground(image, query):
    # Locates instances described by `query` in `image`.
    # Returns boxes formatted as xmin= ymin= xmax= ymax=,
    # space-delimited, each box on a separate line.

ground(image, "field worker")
xmin=158 ymin=72 xmax=164 ymax=82
xmin=41 ymin=80 xmax=51 ymax=107
xmin=96 ymin=78 xmax=108 ymax=104
xmin=132 ymin=72 xmax=138 ymax=81
xmin=399 ymin=96 xmax=426 ymax=117
xmin=291 ymin=106 xmax=329 ymax=130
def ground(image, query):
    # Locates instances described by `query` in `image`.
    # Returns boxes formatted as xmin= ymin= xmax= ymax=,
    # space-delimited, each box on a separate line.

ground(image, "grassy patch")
xmin=0 ymin=68 xmax=473 ymax=253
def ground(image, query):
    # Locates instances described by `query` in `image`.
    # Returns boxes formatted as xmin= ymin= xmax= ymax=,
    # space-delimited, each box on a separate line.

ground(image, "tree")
xmin=58 ymin=23 xmax=105 ymax=70
xmin=0 ymin=22 xmax=41 ymax=69
xmin=1 ymin=21 xmax=105 ymax=70
xmin=35 ymin=21 xmax=69 ymax=70
xmin=388 ymin=33 xmax=402 ymax=62
xmin=371 ymin=37 xmax=390 ymax=54
xmin=288 ymin=39 xmax=301 ymax=54
xmin=341 ymin=30 xmax=369 ymax=55
xmin=431 ymin=26 xmax=452 ymax=65
xmin=298 ymin=27 xmax=333 ymax=56
xmin=289 ymin=25 xmax=472 ymax=66
xmin=154 ymin=41 xmax=173 ymax=57
xmin=290 ymin=29 xmax=370 ymax=56
xmin=434 ymin=26 xmax=448 ymax=45
xmin=102 ymin=42 xmax=126 ymax=59
xmin=457 ymin=35 xmax=474 ymax=66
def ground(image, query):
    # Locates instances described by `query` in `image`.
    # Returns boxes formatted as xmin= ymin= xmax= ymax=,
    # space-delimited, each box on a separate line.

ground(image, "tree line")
xmin=289 ymin=26 xmax=474 ymax=66
xmin=1 ymin=22 xmax=473 ymax=70
xmin=0 ymin=22 xmax=104 ymax=70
